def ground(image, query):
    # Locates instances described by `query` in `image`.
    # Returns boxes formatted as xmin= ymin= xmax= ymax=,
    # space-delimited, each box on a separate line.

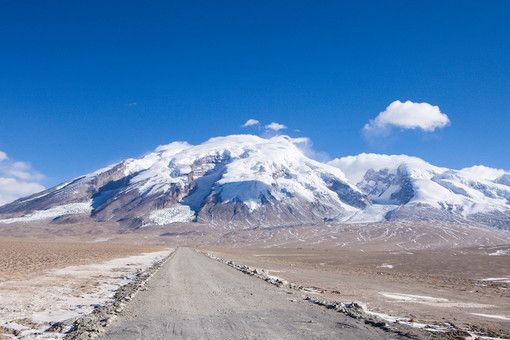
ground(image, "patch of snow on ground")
xmin=378 ymin=264 xmax=394 ymax=269
xmin=0 ymin=202 xmax=92 ymax=224
xmin=470 ymin=313 xmax=510 ymax=321
xmin=381 ymin=292 xmax=448 ymax=303
xmin=481 ymin=277 xmax=510 ymax=284
xmin=143 ymin=205 xmax=195 ymax=226
xmin=89 ymin=237 xmax=110 ymax=243
xmin=489 ymin=249 xmax=510 ymax=256
xmin=0 ymin=250 xmax=171 ymax=339
xmin=380 ymin=292 xmax=492 ymax=308
xmin=359 ymin=303 xmax=450 ymax=333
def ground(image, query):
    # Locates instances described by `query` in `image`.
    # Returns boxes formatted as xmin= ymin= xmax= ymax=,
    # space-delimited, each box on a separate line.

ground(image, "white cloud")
xmin=364 ymin=100 xmax=450 ymax=135
xmin=0 ymin=178 xmax=45 ymax=205
xmin=0 ymin=150 xmax=45 ymax=205
xmin=265 ymin=122 xmax=287 ymax=131
xmin=458 ymin=165 xmax=506 ymax=181
xmin=242 ymin=119 xmax=260 ymax=127
xmin=329 ymin=153 xmax=431 ymax=184
xmin=290 ymin=137 xmax=330 ymax=162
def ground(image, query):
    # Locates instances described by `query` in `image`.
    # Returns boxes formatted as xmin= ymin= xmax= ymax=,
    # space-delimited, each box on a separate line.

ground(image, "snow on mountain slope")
xmin=0 ymin=135 xmax=368 ymax=227
xmin=1 ymin=136 xmax=508 ymax=230
xmin=329 ymin=153 xmax=510 ymax=228
xmin=143 ymin=205 xmax=195 ymax=226
xmin=0 ymin=202 xmax=92 ymax=224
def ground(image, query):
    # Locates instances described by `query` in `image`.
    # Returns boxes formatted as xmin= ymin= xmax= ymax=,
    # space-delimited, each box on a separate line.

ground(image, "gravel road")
xmin=101 ymin=247 xmax=400 ymax=339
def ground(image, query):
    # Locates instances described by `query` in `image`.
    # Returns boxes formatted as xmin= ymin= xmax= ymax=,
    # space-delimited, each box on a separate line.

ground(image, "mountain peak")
xmin=329 ymin=153 xmax=510 ymax=228
xmin=0 ymin=134 xmax=366 ymax=227
xmin=0 ymin=136 xmax=509 ymax=230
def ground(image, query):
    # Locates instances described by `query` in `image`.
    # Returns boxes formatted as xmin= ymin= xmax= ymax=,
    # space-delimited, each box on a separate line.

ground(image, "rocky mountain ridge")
xmin=1 ymin=135 xmax=509 ymax=230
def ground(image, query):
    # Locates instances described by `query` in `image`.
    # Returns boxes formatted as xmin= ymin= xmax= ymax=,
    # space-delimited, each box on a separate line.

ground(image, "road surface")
xmin=102 ymin=247 xmax=400 ymax=339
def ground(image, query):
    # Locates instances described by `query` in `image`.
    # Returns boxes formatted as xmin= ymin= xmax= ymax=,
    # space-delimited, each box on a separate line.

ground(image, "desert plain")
xmin=0 ymin=222 xmax=509 ymax=339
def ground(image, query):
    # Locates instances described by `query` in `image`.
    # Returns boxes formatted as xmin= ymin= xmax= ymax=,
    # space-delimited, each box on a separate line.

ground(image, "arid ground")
xmin=207 ymin=245 xmax=510 ymax=337
xmin=0 ymin=237 xmax=169 ymax=338
xmin=0 ymin=227 xmax=509 ymax=339
xmin=0 ymin=237 xmax=165 ymax=281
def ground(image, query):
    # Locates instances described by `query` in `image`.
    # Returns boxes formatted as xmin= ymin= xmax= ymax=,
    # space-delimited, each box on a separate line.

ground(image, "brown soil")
xmin=0 ymin=237 xmax=165 ymax=281
xmin=206 ymin=245 xmax=510 ymax=337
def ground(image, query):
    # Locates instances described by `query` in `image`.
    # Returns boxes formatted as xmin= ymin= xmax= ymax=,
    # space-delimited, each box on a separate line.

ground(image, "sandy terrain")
xmin=207 ymin=244 xmax=510 ymax=338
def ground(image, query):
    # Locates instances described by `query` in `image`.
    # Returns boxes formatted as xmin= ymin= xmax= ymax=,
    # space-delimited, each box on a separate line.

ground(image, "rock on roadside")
xmin=63 ymin=251 xmax=175 ymax=339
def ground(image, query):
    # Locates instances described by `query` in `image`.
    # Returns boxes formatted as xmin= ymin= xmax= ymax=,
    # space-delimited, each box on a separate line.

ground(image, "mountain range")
xmin=0 ymin=134 xmax=509 ymax=230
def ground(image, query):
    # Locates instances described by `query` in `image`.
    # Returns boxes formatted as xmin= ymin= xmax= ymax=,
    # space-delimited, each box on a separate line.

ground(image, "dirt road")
xmin=101 ymin=247 xmax=399 ymax=339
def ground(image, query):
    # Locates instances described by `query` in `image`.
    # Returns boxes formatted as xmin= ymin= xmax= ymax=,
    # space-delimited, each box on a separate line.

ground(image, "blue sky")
xmin=0 ymin=1 xmax=509 ymax=193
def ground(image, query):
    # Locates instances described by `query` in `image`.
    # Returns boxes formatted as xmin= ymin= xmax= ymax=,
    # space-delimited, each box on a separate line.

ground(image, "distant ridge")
xmin=1 ymin=135 xmax=509 ymax=230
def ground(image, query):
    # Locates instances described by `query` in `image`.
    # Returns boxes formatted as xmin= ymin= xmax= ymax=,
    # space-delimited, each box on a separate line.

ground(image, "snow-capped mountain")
xmin=329 ymin=154 xmax=510 ymax=229
xmin=0 ymin=135 xmax=368 ymax=227
xmin=0 ymin=135 xmax=508 ymax=229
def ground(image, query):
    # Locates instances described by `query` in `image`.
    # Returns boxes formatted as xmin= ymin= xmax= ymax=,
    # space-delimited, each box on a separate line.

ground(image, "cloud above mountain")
xmin=265 ymin=122 xmax=287 ymax=131
xmin=242 ymin=118 xmax=260 ymax=127
xmin=291 ymin=137 xmax=330 ymax=162
xmin=364 ymin=100 xmax=450 ymax=136
xmin=242 ymin=119 xmax=289 ymax=134
xmin=0 ymin=151 xmax=45 ymax=205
